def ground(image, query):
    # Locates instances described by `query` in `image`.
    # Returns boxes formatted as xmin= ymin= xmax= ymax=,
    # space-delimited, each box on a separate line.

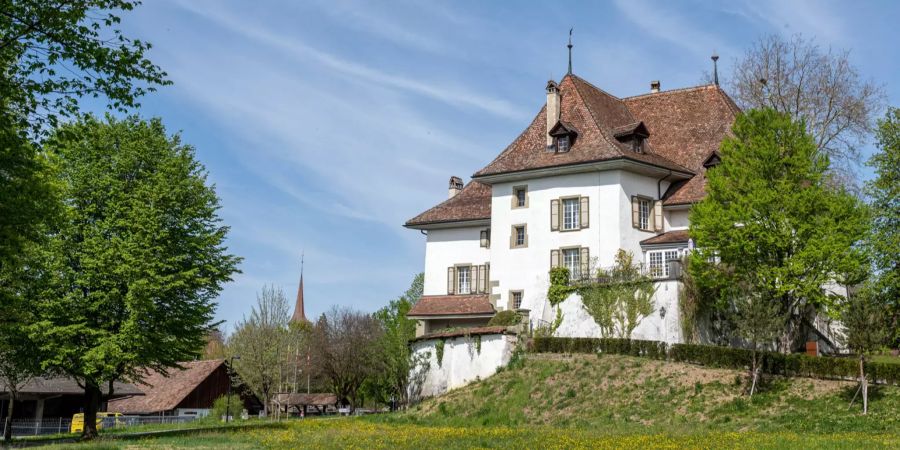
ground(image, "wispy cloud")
xmin=175 ymin=1 xmax=524 ymax=121
xmin=611 ymin=0 xmax=737 ymax=58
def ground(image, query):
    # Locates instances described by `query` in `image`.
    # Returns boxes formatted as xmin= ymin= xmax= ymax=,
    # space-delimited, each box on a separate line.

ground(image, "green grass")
xmin=42 ymin=354 xmax=900 ymax=449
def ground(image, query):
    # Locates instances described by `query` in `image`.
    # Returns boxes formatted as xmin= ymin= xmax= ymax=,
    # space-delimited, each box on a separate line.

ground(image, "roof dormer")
xmin=613 ymin=121 xmax=650 ymax=154
xmin=702 ymin=151 xmax=722 ymax=169
xmin=547 ymin=121 xmax=578 ymax=153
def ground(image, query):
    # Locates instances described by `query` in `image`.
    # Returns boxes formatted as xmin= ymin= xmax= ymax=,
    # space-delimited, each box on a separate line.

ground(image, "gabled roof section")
xmin=548 ymin=120 xmax=578 ymax=137
xmin=404 ymin=181 xmax=491 ymax=228
xmin=106 ymin=360 xmax=225 ymax=414
xmin=473 ymin=75 xmax=692 ymax=179
xmin=624 ymin=85 xmax=739 ymax=205
xmin=612 ymin=121 xmax=649 ymax=139
xmin=407 ymin=294 xmax=496 ymax=317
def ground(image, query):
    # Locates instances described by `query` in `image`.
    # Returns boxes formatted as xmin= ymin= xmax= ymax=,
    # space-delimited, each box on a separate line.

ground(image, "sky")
xmin=99 ymin=0 xmax=900 ymax=333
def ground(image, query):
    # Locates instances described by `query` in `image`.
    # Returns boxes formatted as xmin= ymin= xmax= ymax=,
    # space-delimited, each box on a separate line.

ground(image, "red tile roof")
xmin=640 ymin=229 xmax=691 ymax=246
xmin=624 ymin=85 xmax=739 ymax=204
xmin=405 ymin=76 xmax=738 ymax=226
xmin=407 ymin=294 xmax=496 ymax=317
xmin=473 ymin=76 xmax=693 ymax=178
xmin=404 ymin=181 xmax=491 ymax=228
xmin=107 ymin=360 xmax=225 ymax=414
xmin=412 ymin=325 xmax=511 ymax=342
xmin=272 ymin=393 xmax=337 ymax=406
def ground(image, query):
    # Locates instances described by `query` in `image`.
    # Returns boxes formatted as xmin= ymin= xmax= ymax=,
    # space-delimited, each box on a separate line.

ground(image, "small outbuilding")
xmin=271 ymin=393 xmax=338 ymax=417
xmin=106 ymin=359 xmax=260 ymax=417
xmin=0 ymin=378 xmax=141 ymax=422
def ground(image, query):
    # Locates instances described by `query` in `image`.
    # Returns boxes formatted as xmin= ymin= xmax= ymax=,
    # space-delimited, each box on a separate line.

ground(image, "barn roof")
xmin=106 ymin=360 xmax=225 ymax=414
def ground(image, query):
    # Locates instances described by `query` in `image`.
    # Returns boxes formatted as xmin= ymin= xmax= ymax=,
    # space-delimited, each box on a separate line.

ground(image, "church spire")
xmin=291 ymin=253 xmax=308 ymax=323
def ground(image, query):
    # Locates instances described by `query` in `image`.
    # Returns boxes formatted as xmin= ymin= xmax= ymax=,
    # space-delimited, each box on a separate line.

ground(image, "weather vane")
xmin=567 ymin=28 xmax=574 ymax=75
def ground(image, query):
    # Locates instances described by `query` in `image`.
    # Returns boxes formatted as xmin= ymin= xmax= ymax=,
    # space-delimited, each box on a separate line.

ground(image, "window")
xmin=563 ymin=248 xmax=581 ymax=279
xmin=556 ymin=135 xmax=570 ymax=152
xmin=512 ymin=225 xmax=526 ymax=248
xmin=562 ymin=198 xmax=580 ymax=230
xmin=632 ymin=137 xmax=644 ymax=153
xmin=512 ymin=186 xmax=528 ymax=208
xmin=648 ymin=249 xmax=680 ymax=278
xmin=510 ymin=291 xmax=523 ymax=310
xmin=457 ymin=266 xmax=471 ymax=294
xmin=637 ymin=198 xmax=651 ymax=230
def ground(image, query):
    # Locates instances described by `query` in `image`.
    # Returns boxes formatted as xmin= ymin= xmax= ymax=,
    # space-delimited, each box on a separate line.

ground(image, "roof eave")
xmin=473 ymin=158 xmax=693 ymax=184
xmin=407 ymin=313 xmax=496 ymax=320
xmin=403 ymin=218 xmax=491 ymax=230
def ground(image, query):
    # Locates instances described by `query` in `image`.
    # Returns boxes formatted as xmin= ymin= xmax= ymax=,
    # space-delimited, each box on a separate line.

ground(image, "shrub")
xmin=531 ymin=338 xmax=900 ymax=385
xmin=209 ymin=394 xmax=242 ymax=422
xmin=488 ymin=310 xmax=521 ymax=326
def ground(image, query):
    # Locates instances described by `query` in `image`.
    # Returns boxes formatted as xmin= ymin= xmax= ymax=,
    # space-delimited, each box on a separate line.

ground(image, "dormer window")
xmin=556 ymin=135 xmax=571 ymax=152
xmin=548 ymin=121 xmax=577 ymax=153
xmin=632 ymin=137 xmax=644 ymax=153
xmin=613 ymin=121 xmax=650 ymax=154
xmin=702 ymin=151 xmax=722 ymax=169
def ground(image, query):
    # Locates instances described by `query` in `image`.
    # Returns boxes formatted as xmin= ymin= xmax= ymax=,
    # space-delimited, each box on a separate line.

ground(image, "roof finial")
xmin=711 ymin=51 xmax=719 ymax=86
xmin=567 ymin=28 xmax=574 ymax=75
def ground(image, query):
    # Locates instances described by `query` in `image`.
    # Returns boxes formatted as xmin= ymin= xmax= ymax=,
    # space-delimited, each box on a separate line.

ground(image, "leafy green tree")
xmin=866 ymin=107 xmax=900 ymax=347
xmin=732 ymin=288 xmax=784 ymax=397
xmin=689 ymin=109 xmax=869 ymax=353
xmin=842 ymin=290 xmax=888 ymax=414
xmin=0 ymin=0 xmax=169 ymax=133
xmin=368 ymin=273 xmax=422 ymax=409
xmin=580 ymin=250 xmax=656 ymax=339
xmin=228 ymin=285 xmax=292 ymax=416
xmin=31 ymin=115 xmax=239 ymax=438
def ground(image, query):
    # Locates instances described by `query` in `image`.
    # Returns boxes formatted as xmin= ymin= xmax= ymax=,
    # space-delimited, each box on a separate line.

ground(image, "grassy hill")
xmin=400 ymin=353 xmax=900 ymax=435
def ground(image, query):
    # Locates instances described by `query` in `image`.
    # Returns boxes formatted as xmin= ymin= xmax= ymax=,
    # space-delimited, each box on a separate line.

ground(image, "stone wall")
xmin=409 ymin=333 xmax=517 ymax=400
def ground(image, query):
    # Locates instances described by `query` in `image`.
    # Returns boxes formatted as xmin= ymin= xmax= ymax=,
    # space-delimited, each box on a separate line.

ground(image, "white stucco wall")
xmin=665 ymin=208 xmax=691 ymax=231
xmin=409 ymin=333 xmax=516 ymax=399
xmin=423 ymin=226 xmax=490 ymax=296
xmin=617 ymin=171 xmax=671 ymax=257
xmin=554 ymin=280 xmax=684 ymax=344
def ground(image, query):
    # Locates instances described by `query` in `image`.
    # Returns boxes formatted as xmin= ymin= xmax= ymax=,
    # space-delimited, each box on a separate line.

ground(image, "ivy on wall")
xmin=548 ymin=266 xmax=575 ymax=305
xmin=435 ymin=339 xmax=446 ymax=368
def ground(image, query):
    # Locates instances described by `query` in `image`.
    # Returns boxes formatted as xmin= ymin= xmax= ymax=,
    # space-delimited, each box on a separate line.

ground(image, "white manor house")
xmin=405 ymin=72 xmax=738 ymax=346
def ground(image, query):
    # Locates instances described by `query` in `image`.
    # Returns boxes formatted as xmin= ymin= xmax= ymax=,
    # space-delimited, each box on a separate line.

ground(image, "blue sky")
xmin=104 ymin=0 xmax=900 ymax=333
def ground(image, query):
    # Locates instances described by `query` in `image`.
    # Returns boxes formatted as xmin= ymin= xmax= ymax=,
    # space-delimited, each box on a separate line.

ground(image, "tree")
xmin=227 ymin=285 xmax=292 ymax=416
xmin=841 ymin=290 xmax=888 ymax=414
xmin=866 ymin=107 xmax=900 ymax=347
xmin=31 ymin=115 xmax=239 ymax=438
xmin=728 ymin=34 xmax=885 ymax=183
xmin=0 ymin=269 xmax=43 ymax=442
xmin=0 ymin=0 xmax=169 ymax=134
xmin=689 ymin=108 xmax=869 ymax=353
xmin=731 ymin=288 xmax=785 ymax=397
xmin=580 ymin=250 xmax=656 ymax=339
xmin=368 ymin=273 xmax=422 ymax=409
xmin=311 ymin=306 xmax=382 ymax=412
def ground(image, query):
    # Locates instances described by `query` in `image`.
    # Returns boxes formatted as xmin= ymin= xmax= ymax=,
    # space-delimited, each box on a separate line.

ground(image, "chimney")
xmin=650 ymin=80 xmax=661 ymax=93
xmin=448 ymin=176 xmax=463 ymax=198
xmin=546 ymin=80 xmax=560 ymax=148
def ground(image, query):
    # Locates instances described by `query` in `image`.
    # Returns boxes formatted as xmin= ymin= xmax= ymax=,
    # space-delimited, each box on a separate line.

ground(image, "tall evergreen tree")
xmin=689 ymin=109 xmax=869 ymax=352
xmin=31 ymin=115 xmax=239 ymax=438
xmin=866 ymin=107 xmax=900 ymax=347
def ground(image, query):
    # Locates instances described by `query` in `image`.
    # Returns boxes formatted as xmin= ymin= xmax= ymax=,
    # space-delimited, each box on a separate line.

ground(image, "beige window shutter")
xmin=654 ymin=200 xmax=664 ymax=231
xmin=447 ymin=267 xmax=456 ymax=295
xmin=524 ymin=229 xmax=529 ymax=247
xmin=580 ymin=247 xmax=590 ymax=279
xmin=550 ymin=199 xmax=560 ymax=231
xmin=631 ymin=196 xmax=639 ymax=228
xmin=550 ymin=249 xmax=560 ymax=268
xmin=473 ymin=265 xmax=481 ymax=294
xmin=478 ymin=265 xmax=487 ymax=293
xmin=580 ymin=196 xmax=589 ymax=229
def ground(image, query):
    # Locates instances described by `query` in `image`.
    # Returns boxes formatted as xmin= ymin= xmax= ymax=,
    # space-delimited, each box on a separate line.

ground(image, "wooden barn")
xmin=106 ymin=359 xmax=260 ymax=417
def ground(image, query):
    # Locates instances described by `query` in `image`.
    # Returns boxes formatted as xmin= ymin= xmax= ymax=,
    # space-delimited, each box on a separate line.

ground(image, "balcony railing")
xmin=567 ymin=260 xmax=683 ymax=286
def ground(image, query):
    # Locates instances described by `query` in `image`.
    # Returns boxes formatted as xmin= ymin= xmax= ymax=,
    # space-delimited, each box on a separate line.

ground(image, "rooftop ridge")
xmin=623 ymin=83 xmax=720 ymax=100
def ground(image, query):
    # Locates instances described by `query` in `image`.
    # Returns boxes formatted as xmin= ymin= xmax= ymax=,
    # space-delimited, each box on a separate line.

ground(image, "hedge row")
xmin=529 ymin=337 xmax=900 ymax=385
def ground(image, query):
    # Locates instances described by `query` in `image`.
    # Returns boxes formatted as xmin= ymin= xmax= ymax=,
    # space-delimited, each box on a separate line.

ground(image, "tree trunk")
xmin=82 ymin=383 xmax=102 ymax=439
xmin=860 ymin=356 xmax=868 ymax=415
xmin=3 ymin=391 xmax=15 ymax=442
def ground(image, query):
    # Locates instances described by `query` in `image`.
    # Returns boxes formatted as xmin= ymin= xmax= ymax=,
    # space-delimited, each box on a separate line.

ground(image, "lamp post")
xmin=225 ymin=355 xmax=240 ymax=423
